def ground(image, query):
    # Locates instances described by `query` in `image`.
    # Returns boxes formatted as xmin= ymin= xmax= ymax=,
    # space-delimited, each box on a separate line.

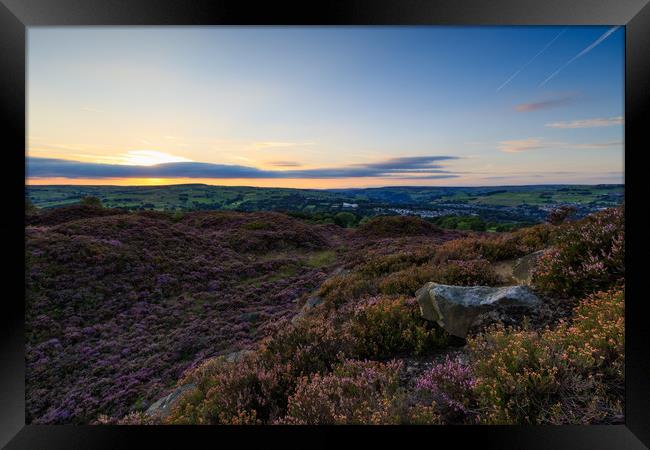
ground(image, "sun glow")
xmin=119 ymin=150 xmax=192 ymax=166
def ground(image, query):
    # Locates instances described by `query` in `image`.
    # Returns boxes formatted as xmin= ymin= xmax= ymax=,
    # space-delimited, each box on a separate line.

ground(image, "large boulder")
xmin=416 ymin=282 xmax=541 ymax=338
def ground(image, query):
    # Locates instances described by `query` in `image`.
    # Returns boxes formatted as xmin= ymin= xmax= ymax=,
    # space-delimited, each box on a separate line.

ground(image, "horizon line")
xmin=25 ymin=182 xmax=625 ymax=190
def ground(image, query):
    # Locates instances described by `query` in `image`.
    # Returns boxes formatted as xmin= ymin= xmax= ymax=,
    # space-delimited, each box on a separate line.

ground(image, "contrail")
xmin=496 ymin=28 xmax=567 ymax=92
xmin=539 ymin=26 xmax=620 ymax=87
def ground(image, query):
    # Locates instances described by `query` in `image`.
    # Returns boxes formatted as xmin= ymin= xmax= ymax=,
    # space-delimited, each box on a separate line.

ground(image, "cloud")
xmin=545 ymin=116 xmax=623 ymax=129
xmin=540 ymin=26 xmax=620 ymax=87
xmin=498 ymin=138 xmax=550 ymax=153
xmin=250 ymin=142 xmax=314 ymax=150
xmin=515 ymin=95 xmax=576 ymax=112
xmin=569 ymin=141 xmax=623 ymax=149
xmin=498 ymin=138 xmax=622 ymax=153
xmin=81 ymin=107 xmax=103 ymax=113
xmin=26 ymin=155 xmax=461 ymax=180
xmin=268 ymin=161 xmax=303 ymax=167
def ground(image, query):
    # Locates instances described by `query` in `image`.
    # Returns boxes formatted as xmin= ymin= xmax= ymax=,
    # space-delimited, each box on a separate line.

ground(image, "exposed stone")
xmin=223 ymin=349 xmax=254 ymax=363
xmin=416 ymin=282 xmax=541 ymax=338
xmin=291 ymin=295 xmax=324 ymax=324
xmin=492 ymin=250 xmax=547 ymax=285
xmin=145 ymin=383 xmax=196 ymax=419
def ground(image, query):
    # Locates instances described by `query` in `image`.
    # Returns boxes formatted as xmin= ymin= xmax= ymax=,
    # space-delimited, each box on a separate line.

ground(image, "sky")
xmin=26 ymin=26 xmax=624 ymax=188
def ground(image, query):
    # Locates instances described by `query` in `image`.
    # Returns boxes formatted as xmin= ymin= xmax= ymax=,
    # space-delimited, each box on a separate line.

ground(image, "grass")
xmin=306 ymin=250 xmax=337 ymax=268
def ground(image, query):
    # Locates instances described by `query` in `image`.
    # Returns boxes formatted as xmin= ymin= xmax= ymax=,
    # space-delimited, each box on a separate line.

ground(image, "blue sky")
xmin=27 ymin=26 xmax=624 ymax=187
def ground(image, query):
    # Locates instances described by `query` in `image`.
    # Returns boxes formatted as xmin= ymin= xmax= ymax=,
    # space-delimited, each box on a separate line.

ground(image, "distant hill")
xmin=26 ymin=184 xmax=624 ymax=228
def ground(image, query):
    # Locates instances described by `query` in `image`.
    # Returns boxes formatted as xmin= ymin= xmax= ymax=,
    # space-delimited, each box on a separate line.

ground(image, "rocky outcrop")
xmin=492 ymin=250 xmax=547 ymax=285
xmin=416 ymin=282 xmax=541 ymax=338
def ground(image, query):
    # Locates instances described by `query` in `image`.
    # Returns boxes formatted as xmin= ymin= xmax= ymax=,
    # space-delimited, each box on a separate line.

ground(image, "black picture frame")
xmin=1 ymin=1 xmax=648 ymax=448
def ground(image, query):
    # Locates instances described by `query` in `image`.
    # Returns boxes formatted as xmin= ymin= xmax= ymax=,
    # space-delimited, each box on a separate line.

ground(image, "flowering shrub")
xmin=433 ymin=224 xmax=553 ymax=264
xmin=317 ymin=272 xmax=377 ymax=307
xmin=356 ymin=216 xmax=442 ymax=238
xmin=167 ymin=354 xmax=289 ymax=425
xmin=25 ymin=211 xmax=341 ymax=423
xmin=533 ymin=206 xmax=624 ymax=297
xmin=430 ymin=258 xmax=501 ymax=286
xmin=95 ymin=411 xmax=159 ymax=425
xmin=281 ymin=359 xmax=406 ymax=424
xmin=26 ymin=202 xmax=623 ymax=425
xmin=415 ymin=356 xmax=479 ymax=424
xmin=467 ymin=287 xmax=624 ymax=424
xmin=258 ymin=315 xmax=348 ymax=378
xmin=378 ymin=265 xmax=438 ymax=295
xmin=345 ymin=297 xmax=448 ymax=358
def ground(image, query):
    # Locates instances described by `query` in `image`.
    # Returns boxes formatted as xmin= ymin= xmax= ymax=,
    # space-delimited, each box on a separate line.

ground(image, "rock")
xmin=223 ymin=349 xmax=254 ymax=363
xmin=291 ymin=295 xmax=323 ymax=324
xmin=145 ymin=383 xmax=196 ymax=419
xmin=416 ymin=282 xmax=541 ymax=338
xmin=512 ymin=250 xmax=546 ymax=285
xmin=491 ymin=250 xmax=547 ymax=285
xmin=304 ymin=296 xmax=323 ymax=309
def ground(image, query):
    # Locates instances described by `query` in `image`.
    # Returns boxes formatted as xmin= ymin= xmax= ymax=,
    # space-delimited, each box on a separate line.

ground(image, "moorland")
xmin=25 ymin=185 xmax=624 ymax=425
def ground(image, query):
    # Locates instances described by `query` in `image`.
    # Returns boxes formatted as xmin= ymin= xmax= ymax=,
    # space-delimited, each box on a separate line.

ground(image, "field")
xmin=26 ymin=184 xmax=624 ymax=230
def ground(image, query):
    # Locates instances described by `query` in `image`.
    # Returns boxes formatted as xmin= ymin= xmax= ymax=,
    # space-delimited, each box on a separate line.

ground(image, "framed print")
xmin=1 ymin=0 xmax=649 ymax=448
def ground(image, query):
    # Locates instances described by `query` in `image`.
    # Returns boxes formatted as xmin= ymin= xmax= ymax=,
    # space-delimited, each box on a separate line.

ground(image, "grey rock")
xmin=416 ymin=282 xmax=541 ymax=338
xmin=305 ymin=296 xmax=323 ymax=309
xmin=512 ymin=250 xmax=546 ymax=285
xmin=291 ymin=295 xmax=324 ymax=324
xmin=145 ymin=383 xmax=196 ymax=419
xmin=223 ymin=349 xmax=254 ymax=363
xmin=492 ymin=250 xmax=547 ymax=285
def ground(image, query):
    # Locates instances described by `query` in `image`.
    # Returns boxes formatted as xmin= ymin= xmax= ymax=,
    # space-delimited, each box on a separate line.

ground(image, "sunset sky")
xmin=27 ymin=26 xmax=624 ymax=188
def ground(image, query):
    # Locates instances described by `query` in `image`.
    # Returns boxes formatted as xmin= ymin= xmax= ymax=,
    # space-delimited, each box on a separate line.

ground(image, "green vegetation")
xmin=26 ymin=184 xmax=624 ymax=232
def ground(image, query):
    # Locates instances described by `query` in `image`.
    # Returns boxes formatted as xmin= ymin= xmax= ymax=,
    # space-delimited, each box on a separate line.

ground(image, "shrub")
xmin=432 ymin=224 xmax=552 ymax=264
xmin=258 ymin=316 xmax=347 ymax=378
xmin=95 ymin=411 xmax=160 ymax=425
xmin=430 ymin=259 xmax=501 ymax=286
xmin=379 ymin=265 xmax=437 ymax=295
xmin=533 ymin=206 xmax=623 ymax=297
xmin=356 ymin=216 xmax=441 ymax=238
xmin=281 ymin=359 xmax=406 ymax=424
xmin=317 ymin=272 xmax=377 ymax=307
xmin=345 ymin=297 xmax=449 ymax=358
xmin=81 ymin=196 xmax=103 ymax=208
xmin=467 ymin=287 xmax=624 ymax=424
xmin=414 ymin=356 xmax=479 ymax=424
xmin=167 ymin=354 xmax=289 ymax=425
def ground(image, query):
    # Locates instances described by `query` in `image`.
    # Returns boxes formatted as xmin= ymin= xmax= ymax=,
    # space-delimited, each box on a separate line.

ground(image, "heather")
xmin=467 ymin=286 xmax=624 ymax=424
xmin=25 ymin=209 xmax=343 ymax=423
xmin=532 ymin=206 xmax=624 ymax=297
xmin=25 ymin=204 xmax=625 ymax=425
xmin=355 ymin=215 xmax=443 ymax=238
xmin=344 ymin=296 xmax=449 ymax=358
xmin=281 ymin=359 xmax=406 ymax=425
